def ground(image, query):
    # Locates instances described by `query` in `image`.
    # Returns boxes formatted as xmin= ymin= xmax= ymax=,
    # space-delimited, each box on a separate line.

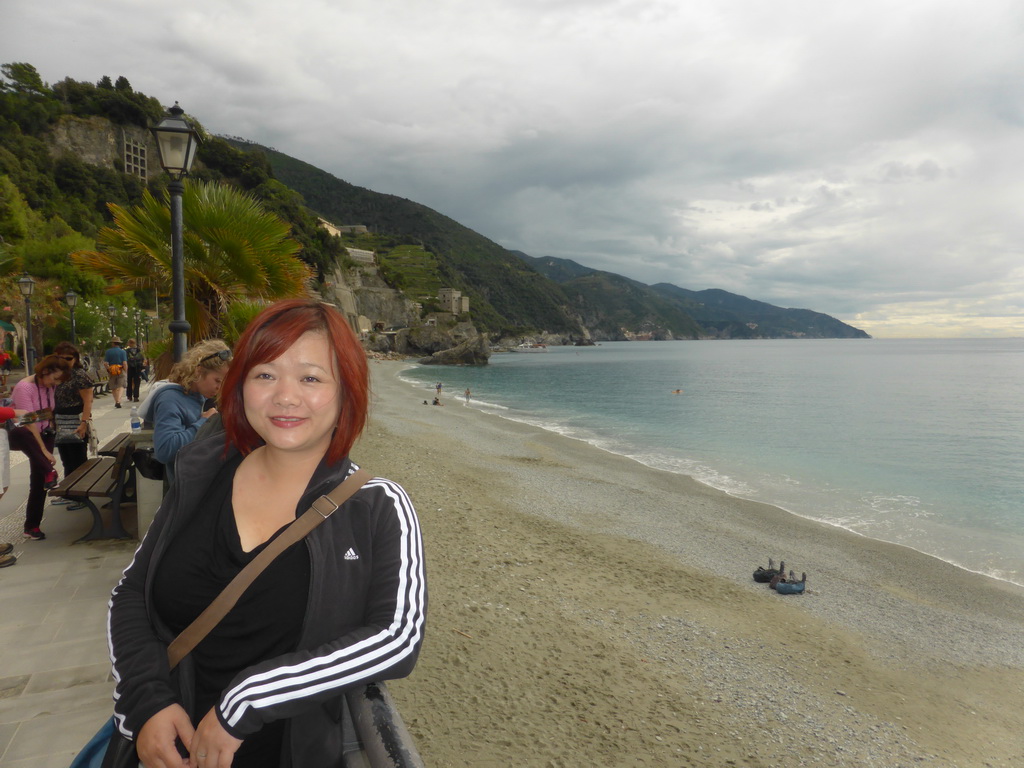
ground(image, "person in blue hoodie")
xmin=150 ymin=339 xmax=231 ymax=482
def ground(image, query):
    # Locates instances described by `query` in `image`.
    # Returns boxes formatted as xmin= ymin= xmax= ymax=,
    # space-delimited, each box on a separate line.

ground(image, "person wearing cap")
xmin=104 ymin=336 xmax=129 ymax=409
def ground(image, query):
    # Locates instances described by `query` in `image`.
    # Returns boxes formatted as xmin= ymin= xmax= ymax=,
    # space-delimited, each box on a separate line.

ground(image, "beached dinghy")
xmin=753 ymin=558 xmax=784 ymax=583
xmin=775 ymin=572 xmax=807 ymax=595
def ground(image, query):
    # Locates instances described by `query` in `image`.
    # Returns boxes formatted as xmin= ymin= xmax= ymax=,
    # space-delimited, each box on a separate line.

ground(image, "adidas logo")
xmin=344 ymin=548 xmax=359 ymax=560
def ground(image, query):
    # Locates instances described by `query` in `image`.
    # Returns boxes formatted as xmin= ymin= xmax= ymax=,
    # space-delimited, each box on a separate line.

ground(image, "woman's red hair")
xmin=220 ymin=299 xmax=369 ymax=464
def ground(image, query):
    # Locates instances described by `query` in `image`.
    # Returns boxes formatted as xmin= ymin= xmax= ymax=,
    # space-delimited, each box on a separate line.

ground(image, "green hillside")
xmin=0 ymin=60 xmax=869 ymax=345
xmin=375 ymin=243 xmax=442 ymax=306
xmin=651 ymin=285 xmax=870 ymax=339
xmin=227 ymin=141 xmax=583 ymax=336
xmin=522 ymin=253 xmax=869 ymax=340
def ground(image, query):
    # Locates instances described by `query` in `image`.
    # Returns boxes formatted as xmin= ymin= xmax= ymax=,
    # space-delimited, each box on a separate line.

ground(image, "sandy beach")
xmin=355 ymin=360 xmax=1024 ymax=767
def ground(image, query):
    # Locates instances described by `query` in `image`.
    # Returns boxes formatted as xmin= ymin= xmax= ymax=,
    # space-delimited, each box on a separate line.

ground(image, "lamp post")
xmin=65 ymin=290 xmax=79 ymax=344
xmin=143 ymin=316 xmax=151 ymax=347
xmin=17 ymin=272 xmax=35 ymax=373
xmin=152 ymin=101 xmax=201 ymax=362
xmin=107 ymin=303 xmax=117 ymax=340
xmin=134 ymin=310 xmax=141 ymax=347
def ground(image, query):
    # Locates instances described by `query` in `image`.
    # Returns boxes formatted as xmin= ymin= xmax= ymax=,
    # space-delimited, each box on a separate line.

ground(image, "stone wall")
xmin=321 ymin=266 xmax=417 ymax=332
xmin=47 ymin=115 xmax=154 ymax=177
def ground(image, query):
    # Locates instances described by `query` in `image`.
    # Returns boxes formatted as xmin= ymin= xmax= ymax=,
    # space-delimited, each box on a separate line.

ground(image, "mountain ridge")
xmin=249 ymin=139 xmax=869 ymax=340
xmin=517 ymin=253 xmax=869 ymax=340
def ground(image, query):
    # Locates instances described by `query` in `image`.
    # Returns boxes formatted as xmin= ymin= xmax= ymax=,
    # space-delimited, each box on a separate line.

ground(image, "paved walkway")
xmin=0 ymin=384 xmax=155 ymax=767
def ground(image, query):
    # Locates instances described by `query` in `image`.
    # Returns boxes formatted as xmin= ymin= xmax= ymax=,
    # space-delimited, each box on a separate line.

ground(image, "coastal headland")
xmin=358 ymin=361 xmax=1024 ymax=767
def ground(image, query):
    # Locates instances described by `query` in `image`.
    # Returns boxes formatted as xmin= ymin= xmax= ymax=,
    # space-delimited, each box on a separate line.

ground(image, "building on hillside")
xmin=47 ymin=116 xmax=155 ymax=181
xmin=317 ymin=218 xmax=369 ymax=236
xmin=346 ymin=247 xmax=376 ymax=265
xmin=438 ymin=288 xmax=469 ymax=314
xmin=621 ymin=329 xmax=654 ymax=341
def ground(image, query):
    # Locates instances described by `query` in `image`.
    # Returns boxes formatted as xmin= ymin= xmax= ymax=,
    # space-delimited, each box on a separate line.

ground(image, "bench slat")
xmin=50 ymin=458 xmax=116 ymax=497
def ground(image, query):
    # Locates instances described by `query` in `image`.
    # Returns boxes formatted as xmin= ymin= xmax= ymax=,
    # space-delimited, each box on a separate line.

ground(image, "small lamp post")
xmin=65 ymin=290 xmax=79 ymax=344
xmin=107 ymin=303 xmax=117 ymax=340
xmin=143 ymin=315 xmax=151 ymax=347
xmin=152 ymin=102 xmax=201 ymax=362
xmin=134 ymin=309 xmax=141 ymax=348
xmin=17 ymin=272 xmax=35 ymax=373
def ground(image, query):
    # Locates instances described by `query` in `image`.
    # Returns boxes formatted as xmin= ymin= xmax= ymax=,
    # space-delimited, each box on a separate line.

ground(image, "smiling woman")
xmin=219 ymin=299 xmax=369 ymax=464
xmin=106 ymin=299 xmax=426 ymax=768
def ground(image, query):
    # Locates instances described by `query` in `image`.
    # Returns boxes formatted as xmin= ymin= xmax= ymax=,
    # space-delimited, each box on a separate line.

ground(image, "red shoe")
xmin=44 ymin=469 xmax=58 ymax=489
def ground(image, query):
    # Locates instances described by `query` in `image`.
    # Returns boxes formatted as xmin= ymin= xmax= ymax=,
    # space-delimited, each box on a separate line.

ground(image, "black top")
xmin=54 ymin=367 xmax=94 ymax=413
xmin=152 ymin=454 xmax=311 ymax=767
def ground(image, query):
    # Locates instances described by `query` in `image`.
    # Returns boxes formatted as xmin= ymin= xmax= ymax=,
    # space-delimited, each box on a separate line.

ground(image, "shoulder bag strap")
xmin=166 ymin=467 xmax=373 ymax=669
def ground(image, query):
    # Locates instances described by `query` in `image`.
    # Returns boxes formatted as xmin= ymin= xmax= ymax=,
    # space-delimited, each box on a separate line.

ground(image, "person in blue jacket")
xmin=150 ymin=339 xmax=231 ymax=482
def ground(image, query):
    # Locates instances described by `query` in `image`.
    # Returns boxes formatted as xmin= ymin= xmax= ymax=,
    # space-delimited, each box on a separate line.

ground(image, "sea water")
xmin=398 ymin=339 xmax=1024 ymax=587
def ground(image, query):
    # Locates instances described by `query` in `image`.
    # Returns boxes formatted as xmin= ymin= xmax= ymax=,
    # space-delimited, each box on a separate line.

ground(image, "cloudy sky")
xmin=5 ymin=0 xmax=1024 ymax=337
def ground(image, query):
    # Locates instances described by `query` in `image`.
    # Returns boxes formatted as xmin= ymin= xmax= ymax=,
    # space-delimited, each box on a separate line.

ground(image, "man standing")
xmin=124 ymin=338 xmax=145 ymax=403
xmin=104 ymin=336 xmax=128 ymax=409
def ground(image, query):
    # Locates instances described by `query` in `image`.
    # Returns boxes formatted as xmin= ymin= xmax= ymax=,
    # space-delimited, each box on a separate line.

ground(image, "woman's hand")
xmin=201 ymin=407 xmax=218 ymax=420
xmin=137 ymin=703 xmax=195 ymax=768
xmin=43 ymin=450 xmax=55 ymax=465
xmin=75 ymin=421 xmax=88 ymax=438
xmin=189 ymin=708 xmax=242 ymax=767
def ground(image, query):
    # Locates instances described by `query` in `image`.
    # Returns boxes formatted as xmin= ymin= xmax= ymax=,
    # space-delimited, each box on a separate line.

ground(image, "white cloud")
xmin=3 ymin=0 xmax=1024 ymax=336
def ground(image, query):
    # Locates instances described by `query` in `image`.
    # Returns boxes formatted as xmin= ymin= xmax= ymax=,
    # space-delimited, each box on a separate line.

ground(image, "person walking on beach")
xmin=104 ymin=336 xmax=128 ymax=409
xmin=464 ymin=388 xmax=471 ymax=403
xmin=436 ymin=381 xmax=442 ymax=396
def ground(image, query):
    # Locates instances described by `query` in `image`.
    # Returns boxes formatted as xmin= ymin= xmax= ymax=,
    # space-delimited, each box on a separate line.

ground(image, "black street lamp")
xmin=65 ymin=290 xmax=79 ymax=344
xmin=107 ymin=303 xmax=117 ymax=339
xmin=152 ymin=102 xmax=201 ymax=362
xmin=144 ymin=315 xmax=151 ymax=347
xmin=134 ymin=309 xmax=142 ymax=347
xmin=17 ymin=272 xmax=35 ymax=373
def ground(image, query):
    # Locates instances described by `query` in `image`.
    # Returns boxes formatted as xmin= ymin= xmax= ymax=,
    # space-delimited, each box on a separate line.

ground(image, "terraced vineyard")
xmin=340 ymin=233 xmax=442 ymax=309
xmin=377 ymin=244 xmax=442 ymax=305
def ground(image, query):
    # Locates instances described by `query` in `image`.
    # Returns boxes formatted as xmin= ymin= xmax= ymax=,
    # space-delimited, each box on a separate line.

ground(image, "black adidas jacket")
xmin=106 ymin=432 xmax=427 ymax=766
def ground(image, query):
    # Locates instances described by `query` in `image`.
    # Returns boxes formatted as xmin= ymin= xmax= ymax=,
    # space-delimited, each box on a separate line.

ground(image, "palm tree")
xmin=71 ymin=180 xmax=311 ymax=341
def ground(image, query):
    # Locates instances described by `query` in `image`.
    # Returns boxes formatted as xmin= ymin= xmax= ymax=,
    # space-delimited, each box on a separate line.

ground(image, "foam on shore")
xmin=357 ymin=360 xmax=1024 ymax=767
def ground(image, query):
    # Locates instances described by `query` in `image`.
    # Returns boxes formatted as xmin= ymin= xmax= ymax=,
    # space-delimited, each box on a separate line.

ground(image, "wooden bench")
xmin=48 ymin=443 xmax=136 ymax=542
xmin=99 ymin=431 xmax=135 ymax=457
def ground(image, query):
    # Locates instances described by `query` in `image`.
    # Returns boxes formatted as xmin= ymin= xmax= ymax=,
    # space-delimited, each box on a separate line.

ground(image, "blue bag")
xmin=69 ymin=717 xmax=114 ymax=767
xmin=69 ymin=716 xmax=138 ymax=768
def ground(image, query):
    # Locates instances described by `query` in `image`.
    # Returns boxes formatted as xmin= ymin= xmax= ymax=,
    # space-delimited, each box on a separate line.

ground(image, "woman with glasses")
xmin=150 ymin=339 xmax=231 ymax=483
xmin=10 ymin=355 xmax=71 ymax=540
xmin=51 ymin=342 xmax=95 ymax=500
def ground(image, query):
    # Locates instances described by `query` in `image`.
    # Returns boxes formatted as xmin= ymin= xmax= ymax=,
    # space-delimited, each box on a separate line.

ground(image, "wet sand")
xmin=355 ymin=360 xmax=1024 ymax=768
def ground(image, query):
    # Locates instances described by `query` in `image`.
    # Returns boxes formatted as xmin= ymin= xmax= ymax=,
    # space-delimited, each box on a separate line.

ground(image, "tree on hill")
xmin=71 ymin=180 xmax=311 ymax=342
